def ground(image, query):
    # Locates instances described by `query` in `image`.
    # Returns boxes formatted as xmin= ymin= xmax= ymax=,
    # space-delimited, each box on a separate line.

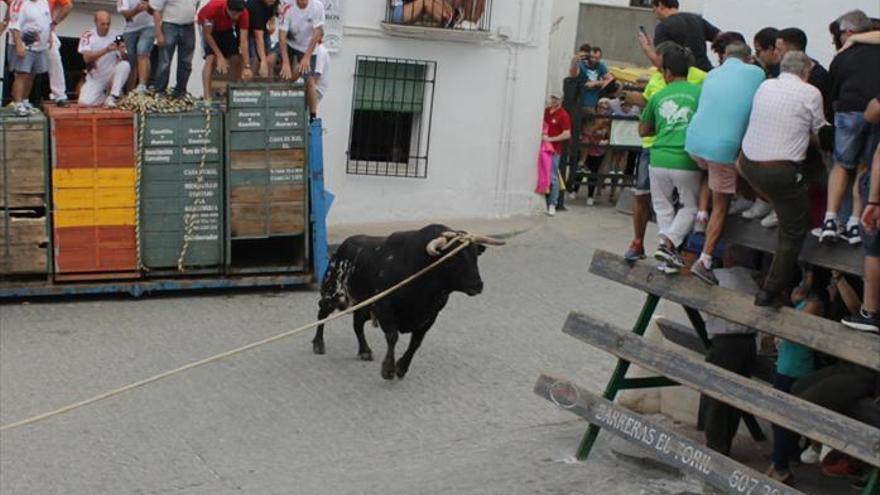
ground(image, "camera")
xmin=114 ymin=34 xmax=125 ymax=45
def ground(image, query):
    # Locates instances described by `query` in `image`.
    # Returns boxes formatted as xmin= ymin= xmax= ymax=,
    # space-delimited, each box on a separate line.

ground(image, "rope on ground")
xmin=0 ymin=241 xmax=472 ymax=433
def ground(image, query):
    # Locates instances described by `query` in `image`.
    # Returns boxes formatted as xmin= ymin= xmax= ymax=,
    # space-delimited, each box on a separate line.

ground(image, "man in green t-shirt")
xmin=639 ymin=44 xmax=702 ymax=273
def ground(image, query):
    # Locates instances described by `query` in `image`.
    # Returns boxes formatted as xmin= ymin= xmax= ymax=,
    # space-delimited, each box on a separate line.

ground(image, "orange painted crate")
xmin=46 ymin=104 xmax=140 ymax=279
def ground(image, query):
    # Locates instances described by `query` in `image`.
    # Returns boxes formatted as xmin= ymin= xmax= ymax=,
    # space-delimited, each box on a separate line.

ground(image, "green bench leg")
xmin=576 ymin=293 xmax=660 ymax=460
xmin=864 ymin=467 xmax=879 ymax=495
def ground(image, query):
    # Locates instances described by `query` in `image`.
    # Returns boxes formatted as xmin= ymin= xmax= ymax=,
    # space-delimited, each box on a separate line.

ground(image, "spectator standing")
xmin=312 ymin=41 xmax=330 ymax=108
xmin=197 ymin=0 xmax=252 ymax=101
xmin=46 ymin=0 xmax=72 ymax=105
xmin=753 ymin=27 xmax=781 ymax=78
xmin=639 ymin=0 xmax=719 ymax=72
xmin=738 ymin=51 xmax=827 ymax=307
xmin=819 ymin=10 xmax=880 ymax=246
xmin=622 ymin=41 xmax=707 ymax=262
xmin=569 ymin=43 xmax=612 ymax=111
xmin=8 ymin=0 xmax=51 ymax=116
xmin=775 ymin=27 xmax=831 ymax=116
xmin=698 ymin=259 xmax=758 ymax=456
xmin=279 ymin=0 xmax=325 ymax=122
xmin=77 ymin=10 xmax=131 ymax=107
xmin=638 ymin=45 xmax=702 ymax=273
xmin=118 ymin=0 xmax=155 ymax=94
xmin=151 ymin=0 xmax=198 ymax=98
xmin=842 ymin=95 xmax=880 ymax=333
xmin=685 ymin=42 xmax=765 ymax=285
xmin=245 ymin=0 xmax=277 ymax=78
xmin=542 ymin=93 xmax=572 ymax=216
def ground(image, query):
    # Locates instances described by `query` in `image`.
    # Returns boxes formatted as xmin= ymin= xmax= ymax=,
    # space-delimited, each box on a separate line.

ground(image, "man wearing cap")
xmin=542 ymin=92 xmax=572 ymax=216
xmin=197 ymin=0 xmax=252 ymax=100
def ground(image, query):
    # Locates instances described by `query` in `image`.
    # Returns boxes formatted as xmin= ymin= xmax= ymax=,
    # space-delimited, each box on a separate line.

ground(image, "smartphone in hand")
xmin=638 ymin=25 xmax=648 ymax=37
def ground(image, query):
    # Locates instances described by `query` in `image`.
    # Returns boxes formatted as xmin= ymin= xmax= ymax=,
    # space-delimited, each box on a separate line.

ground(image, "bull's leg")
xmin=381 ymin=328 xmax=399 ymax=380
xmin=312 ymin=301 xmax=335 ymax=355
xmin=395 ymin=330 xmax=427 ymax=379
xmin=352 ymin=309 xmax=373 ymax=361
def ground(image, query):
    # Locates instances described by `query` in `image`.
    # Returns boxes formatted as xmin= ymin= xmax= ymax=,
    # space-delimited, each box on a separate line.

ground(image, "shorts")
xmin=691 ymin=154 xmax=737 ymax=195
xmin=203 ymin=29 xmax=239 ymax=59
xmin=390 ymin=4 xmax=404 ymax=23
xmin=124 ymin=26 xmax=156 ymax=57
xmin=861 ymin=172 xmax=879 ymax=258
xmin=248 ymin=30 xmax=277 ymax=62
xmin=11 ymin=49 xmax=47 ymax=74
xmin=834 ymin=111 xmax=880 ymax=170
xmin=287 ymin=46 xmax=318 ymax=77
xmin=633 ymin=148 xmax=651 ymax=196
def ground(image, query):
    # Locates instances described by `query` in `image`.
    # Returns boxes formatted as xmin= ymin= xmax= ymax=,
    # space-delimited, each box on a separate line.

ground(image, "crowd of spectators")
xmin=1 ymin=0 xmax=330 ymax=118
xmin=542 ymin=0 xmax=880 ymax=485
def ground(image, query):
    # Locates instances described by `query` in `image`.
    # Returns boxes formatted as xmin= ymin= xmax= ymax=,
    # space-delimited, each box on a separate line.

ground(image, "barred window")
xmin=630 ymin=0 xmax=654 ymax=7
xmin=346 ymin=56 xmax=437 ymax=179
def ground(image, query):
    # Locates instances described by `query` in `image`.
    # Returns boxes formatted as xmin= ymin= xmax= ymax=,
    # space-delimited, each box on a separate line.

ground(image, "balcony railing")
xmin=384 ymin=0 xmax=493 ymax=32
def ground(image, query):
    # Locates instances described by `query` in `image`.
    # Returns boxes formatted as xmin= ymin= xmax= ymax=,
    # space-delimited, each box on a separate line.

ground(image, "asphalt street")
xmin=0 ymin=202 xmax=713 ymax=495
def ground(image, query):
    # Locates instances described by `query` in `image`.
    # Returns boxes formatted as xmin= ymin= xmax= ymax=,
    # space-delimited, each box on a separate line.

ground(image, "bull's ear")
xmin=476 ymin=245 xmax=487 ymax=255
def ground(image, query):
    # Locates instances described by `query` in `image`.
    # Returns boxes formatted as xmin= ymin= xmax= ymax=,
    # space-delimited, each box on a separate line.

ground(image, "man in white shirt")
xmin=279 ymin=0 xmax=324 ymax=121
xmin=8 ymin=0 xmax=51 ymax=116
xmin=151 ymin=0 xmax=199 ymax=97
xmin=312 ymin=41 xmax=329 ymax=110
xmin=738 ymin=51 xmax=827 ymax=307
xmin=118 ymin=0 xmax=155 ymax=94
xmin=78 ymin=10 xmax=131 ymax=107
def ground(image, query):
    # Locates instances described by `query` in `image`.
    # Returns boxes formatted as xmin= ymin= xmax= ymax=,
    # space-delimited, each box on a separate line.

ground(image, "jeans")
xmin=738 ymin=155 xmax=808 ymax=294
xmin=771 ymin=373 xmax=798 ymax=471
xmin=547 ymin=154 xmax=561 ymax=207
xmin=154 ymin=22 xmax=195 ymax=96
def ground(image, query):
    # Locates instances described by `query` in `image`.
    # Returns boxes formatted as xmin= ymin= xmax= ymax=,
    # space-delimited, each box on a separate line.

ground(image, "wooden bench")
xmin=612 ymin=192 xmax=864 ymax=276
xmin=533 ymin=249 xmax=880 ymax=495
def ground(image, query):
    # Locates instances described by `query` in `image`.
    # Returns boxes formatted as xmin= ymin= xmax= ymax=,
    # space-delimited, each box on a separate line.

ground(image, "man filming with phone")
xmin=569 ymin=43 xmax=613 ymax=111
xmin=78 ymin=10 xmax=131 ymax=107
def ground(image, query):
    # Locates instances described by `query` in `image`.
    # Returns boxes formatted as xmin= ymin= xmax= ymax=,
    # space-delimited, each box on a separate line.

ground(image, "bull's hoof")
xmin=358 ymin=351 xmax=373 ymax=361
xmin=312 ymin=341 xmax=326 ymax=355
xmin=381 ymin=362 xmax=397 ymax=380
xmin=395 ymin=366 xmax=408 ymax=379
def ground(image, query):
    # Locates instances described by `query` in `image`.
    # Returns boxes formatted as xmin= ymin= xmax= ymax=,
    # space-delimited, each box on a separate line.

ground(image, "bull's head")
xmin=425 ymin=231 xmax=505 ymax=296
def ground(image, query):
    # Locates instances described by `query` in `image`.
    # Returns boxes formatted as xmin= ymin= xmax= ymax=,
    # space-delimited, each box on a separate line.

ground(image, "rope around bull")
xmin=0 ymin=238 xmax=479 ymax=433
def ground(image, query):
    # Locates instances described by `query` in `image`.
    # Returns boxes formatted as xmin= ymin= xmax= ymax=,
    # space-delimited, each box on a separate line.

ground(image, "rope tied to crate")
xmin=0 ymin=235 xmax=496 ymax=432
xmin=116 ymin=94 xmax=212 ymax=272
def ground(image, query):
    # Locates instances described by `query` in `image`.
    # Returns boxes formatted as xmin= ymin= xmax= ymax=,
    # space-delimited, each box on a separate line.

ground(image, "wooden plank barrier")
xmin=589 ymin=250 xmax=880 ymax=372
xmin=534 ymin=374 xmax=805 ymax=495
xmin=562 ymin=311 xmax=880 ymax=467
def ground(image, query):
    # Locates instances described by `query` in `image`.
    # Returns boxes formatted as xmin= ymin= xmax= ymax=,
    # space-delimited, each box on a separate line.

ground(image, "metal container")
xmin=47 ymin=106 xmax=138 ymax=281
xmin=225 ymin=83 xmax=309 ymax=273
xmin=0 ymin=111 xmax=50 ymax=276
xmin=139 ymin=110 xmax=224 ymax=274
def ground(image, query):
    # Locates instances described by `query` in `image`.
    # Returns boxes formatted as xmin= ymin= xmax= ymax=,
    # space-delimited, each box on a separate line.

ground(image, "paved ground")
xmin=0 ymin=200 xmax=718 ymax=495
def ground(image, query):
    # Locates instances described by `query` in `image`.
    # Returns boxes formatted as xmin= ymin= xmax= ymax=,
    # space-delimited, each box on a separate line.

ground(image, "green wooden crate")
xmin=139 ymin=111 xmax=224 ymax=273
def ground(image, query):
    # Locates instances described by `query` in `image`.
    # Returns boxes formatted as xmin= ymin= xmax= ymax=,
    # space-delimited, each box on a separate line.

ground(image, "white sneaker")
xmin=568 ymin=192 xmax=577 ymax=200
xmin=760 ymin=211 xmax=778 ymax=228
xmin=728 ymin=197 xmax=753 ymax=215
xmin=135 ymin=84 xmax=147 ymax=95
xmin=587 ymin=197 xmax=595 ymax=206
xmin=547 ymin=205 xmax=556 ymax=216
xmin=104 ymin=95 xmax=117 ymax=108
xmin=800 ymin=445 xmax=821 ymax=464
xmin=742 ymin=199 xmax=771 ymax=219
xmin=13 ymin=102 xmax=30 ymax=117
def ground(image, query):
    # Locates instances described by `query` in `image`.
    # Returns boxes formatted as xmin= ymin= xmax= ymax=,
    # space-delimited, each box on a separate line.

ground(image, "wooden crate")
xmin=0 ymin=211 xmax=48 ymax=275
xmin=0 ymin=113 xmax=47 ymax=208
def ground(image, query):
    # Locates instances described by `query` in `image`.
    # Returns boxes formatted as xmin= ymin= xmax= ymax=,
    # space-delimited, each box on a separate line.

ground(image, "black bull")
xmin=313 ymin=224 xmax=504 ymax=379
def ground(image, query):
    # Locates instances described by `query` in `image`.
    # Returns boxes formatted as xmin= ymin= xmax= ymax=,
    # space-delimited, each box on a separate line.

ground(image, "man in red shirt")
xmin=543 ymin=92 xmax=572 ymax=215
xmin=197 ymin=0 xmax=252 ymax=100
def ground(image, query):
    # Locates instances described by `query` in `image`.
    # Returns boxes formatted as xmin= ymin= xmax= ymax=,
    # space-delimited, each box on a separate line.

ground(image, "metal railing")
xmin=384 ymin=0 xmax=492 ymax=32
xmin=346 ymin=56 xmax=437 ymax=179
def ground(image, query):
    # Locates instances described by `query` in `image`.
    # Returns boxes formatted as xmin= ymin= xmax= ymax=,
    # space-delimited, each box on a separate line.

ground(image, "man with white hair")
xmin=819 ymin=9 xmax=880 ymax=245
xmin=738 ymin=51 xmax=828 ymax=308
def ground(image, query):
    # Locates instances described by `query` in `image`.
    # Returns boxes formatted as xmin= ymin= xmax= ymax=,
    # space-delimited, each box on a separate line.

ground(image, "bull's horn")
xmin=427 ymin=231 xmax=464 ymax=255
xmin=469 ymin=234 xmax=506 ymax=246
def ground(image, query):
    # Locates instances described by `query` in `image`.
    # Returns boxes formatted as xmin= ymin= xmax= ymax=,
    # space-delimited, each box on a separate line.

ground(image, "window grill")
xmin=346 ymin=56 xmax=437 ymax=179
xmin=384 ymin=0 xmax=493 ymax=32
xmin=629 ymin=0 xmax=654 ymax=8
